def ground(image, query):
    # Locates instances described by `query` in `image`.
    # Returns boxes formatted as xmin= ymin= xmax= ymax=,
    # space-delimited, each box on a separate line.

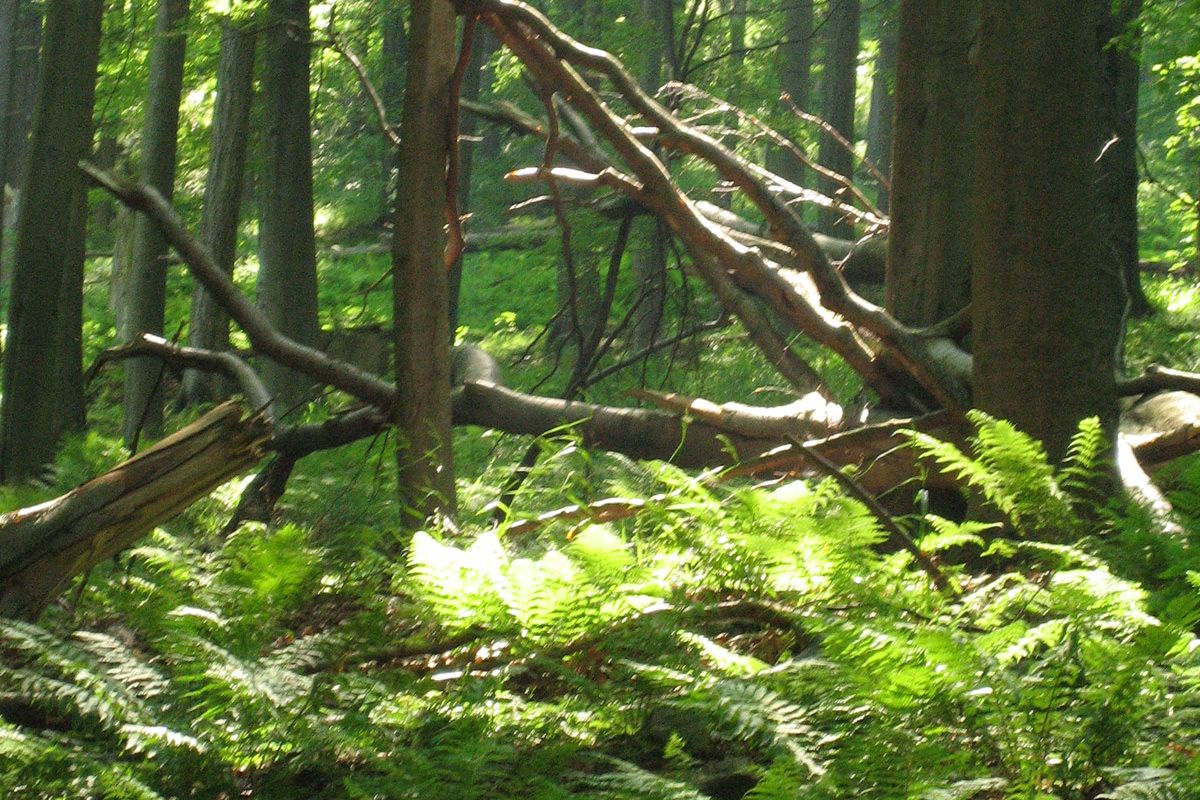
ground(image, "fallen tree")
xmin=6 ymin=0 xmax=1196 ymax=618
xmin=0 ymin=402 xmax=269 ymax=620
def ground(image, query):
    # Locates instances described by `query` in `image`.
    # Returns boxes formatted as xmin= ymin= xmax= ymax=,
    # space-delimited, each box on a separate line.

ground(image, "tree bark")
xmin=258 ymin=0 xmax=321 ymax=411
xmin=393 ymin=0 xmax=458 ymax=524
xmin=1 ymin=0 xmax=39 ymax=190
xmin=0 ymin=0 xmax=41 ymax=289
xmin=885 ymin=0 xmax=975 ymax=326
xmin=865 ymin=1 xmax=897 ymax=211
xmin=972 ymin=0 xmax=1123 ymax=463
xmin=448 ymin=26 xmax=498 ymax=335
xmin=122 ymin=0 xmax=190 ymax=446
xmin=1097 ymin=0 xmax=1152 ymax=318
xmin=0 ymin=0 xmax=101 ymax=483
xmin=768 ymin=0 xmax=812 ymax=189
xmin=816 ymin=0 xmax=860 ymax=237
xmin=183 ymin=21 xmax=256 ymax=406
xmin=378 ymin=6 xmax=407 ymax=216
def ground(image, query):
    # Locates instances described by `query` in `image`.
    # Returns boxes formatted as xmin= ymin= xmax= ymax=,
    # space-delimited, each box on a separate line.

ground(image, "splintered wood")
xmin=0 ymin=401 xmax=270 ymax=620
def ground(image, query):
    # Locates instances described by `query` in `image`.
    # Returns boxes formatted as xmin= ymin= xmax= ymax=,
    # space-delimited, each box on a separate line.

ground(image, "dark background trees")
xmin=3 ymin=1 xmax=1200 ymax=795
xmin=0 ymin=0 xmax=101 ymax=482
xmin=0 ymin=0 xmax=1196 ymax=540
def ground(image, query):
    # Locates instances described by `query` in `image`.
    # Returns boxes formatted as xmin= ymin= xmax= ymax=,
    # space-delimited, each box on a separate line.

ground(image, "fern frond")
xmin=1098 ymin=768 xmax=1184 ymax=800
xmin=584 ymin=757 xmax=711 ymax=800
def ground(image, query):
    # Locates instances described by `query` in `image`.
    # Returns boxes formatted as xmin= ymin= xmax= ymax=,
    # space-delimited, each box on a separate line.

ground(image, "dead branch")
xmin=1118 ymin=364 xmax=1200 ymax=397
xmin=459 ymin=0 xmax=971 ymax=414
xmin=89 ymin=334 xmax=275 ymax=420
xmin=80 ymin=161 xmax=397 ymax=412
xmin=628 ymin=387 xmax=843 ymax=439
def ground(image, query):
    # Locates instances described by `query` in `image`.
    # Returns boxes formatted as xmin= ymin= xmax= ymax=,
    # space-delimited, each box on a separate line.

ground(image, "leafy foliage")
xmin=4 ymin=416 xmax=1200 ymax=798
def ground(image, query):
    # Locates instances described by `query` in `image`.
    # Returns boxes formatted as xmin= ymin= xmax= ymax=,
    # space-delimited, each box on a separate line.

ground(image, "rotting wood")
xmin=0 ymin=401 xmax=269 ymax=620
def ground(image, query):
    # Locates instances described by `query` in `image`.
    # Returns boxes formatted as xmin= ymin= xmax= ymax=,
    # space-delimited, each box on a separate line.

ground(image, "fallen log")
xmin=322 ymin=224 xmax=556 ymax=260
xmin=0 ymin=402 xmax=269 ymax=620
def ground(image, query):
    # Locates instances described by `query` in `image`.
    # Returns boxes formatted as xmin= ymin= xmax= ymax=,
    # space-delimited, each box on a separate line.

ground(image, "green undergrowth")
xmin=4 ymin=415 xmax=1200 ymax=799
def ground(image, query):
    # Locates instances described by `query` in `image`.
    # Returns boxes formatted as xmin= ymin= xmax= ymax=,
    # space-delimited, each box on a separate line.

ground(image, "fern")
xmin=905 ymin=410 xmax=1111 ymax=537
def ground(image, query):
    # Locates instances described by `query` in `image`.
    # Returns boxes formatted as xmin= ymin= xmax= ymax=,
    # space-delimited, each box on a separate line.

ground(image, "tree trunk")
xmin=972 ymin=0 xmax=1123 ymax=463
xmin=0 ymin=0 xmax=18 ymax=259
xmin=378 ymin=6 xmax=407 ymax=217
xmin=0 ymin=0 xmax=41 ymax=290
xmin=816 ymin=0 xmax=860 ymax=237
xmin=258 ymin=0 xmax=320 ymax=413
xmin=885 ymin=0 xmax=975 ymax=326
xmin=631 ymin=0 xmax=672 ymax=349
xmin=728 ymin=0 xmax=745 ymax=73
xmin=183 ymin=22 xmax=256 ymax=406
xmin=768 ymin=0 xmax=813 ymax=188
xmin=448 ymin=26 xmax=498 ymax=335
xmin=393 ymin=0 xmax=458 ymax=525
xmin=1097 ymin=0 xmax=1151 ymax=318
xmin=2 ymin=0 xmax=39 ymax=190
xmin=122 ymin=0 xmax=190 ymax=446
xmin=865 ymin=1 xmax=897 ymax=210
xmin=0 ymin=0 xmax=101 ymax=484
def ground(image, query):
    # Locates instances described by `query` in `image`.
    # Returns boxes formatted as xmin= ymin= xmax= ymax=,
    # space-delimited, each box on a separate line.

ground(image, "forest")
xmin=2 ymin=0 xmax=1200 ymax=796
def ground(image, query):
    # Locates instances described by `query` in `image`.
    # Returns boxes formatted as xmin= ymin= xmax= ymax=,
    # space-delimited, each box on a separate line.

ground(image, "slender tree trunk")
xmin=728 ymin=0 xmax=745 ymax=73
xmin=258 ymin=0 xmax=320 ymax=412
xmin=90 ymin=135 xmax=121 ymax=237
xmin=631 ymin=0 xmax=672 ymax=349
xmin=448 ymin=26 xmax=497 ymax=335
xmin=972 ymin=0 xmax=1123 ymax=463
xmin=394 ymin=0 xmax=457 ymax=525
xmin=865 ymin=1 xmax=897 ymax=210
xmin=183 ymin=22 xmax=256 ymax=406
xmin=0 ymin=0 xmax=18 ymax=208
xmin=816 ymin=0 xmax=860 ymax=237
xmin=0 ymin=0 xmax=102 ymax=483
xmin=378 ymin=6 xmax=406 ymax=217
xmin=885 ymin=0 xmax=975 ymax=326
xmin=122 ymin=0 xmax=190 ymax=446
xmin=1097 ymin=0 xmax=1151 ymax=318
xmin=768 ymin=0 xmax=813 ymax=188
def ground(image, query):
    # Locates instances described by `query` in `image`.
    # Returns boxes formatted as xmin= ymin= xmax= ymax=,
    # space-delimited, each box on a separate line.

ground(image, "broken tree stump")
xmin=0 ymin=401 xmax=270 ymax=620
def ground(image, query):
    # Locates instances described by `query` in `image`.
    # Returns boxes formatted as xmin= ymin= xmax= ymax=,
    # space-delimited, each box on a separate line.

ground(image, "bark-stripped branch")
xmin=457 ymin=0 xmax=972 ymax=415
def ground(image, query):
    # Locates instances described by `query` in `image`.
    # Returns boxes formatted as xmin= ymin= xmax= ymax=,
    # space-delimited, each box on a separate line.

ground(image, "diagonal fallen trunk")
xmin=0 ymin=401 xmax=270 ymax=620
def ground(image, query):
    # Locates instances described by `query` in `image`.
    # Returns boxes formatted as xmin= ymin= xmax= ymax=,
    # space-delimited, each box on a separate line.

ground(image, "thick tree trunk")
xmin=816 ymin=0 xmax=860 ymax=237
xmin=122 ymin=0 xmax=190 ymax=446
xmin=2 ymin=0 xmax=39 ymax=190
xmin=258 ymin=0 xmax=321 ymax=412
xmin=394 ymin=0 xmax=458 ymax=524
xmin=865 ymin=1 xmax=897 ymax=211
xmin=183 ymin=22 xmax=256 ymax=406
xmin=0 ymin=0 xmax=101 ymax=484
xmin=972 ymin=0 xmax=1123 ymax=463
xmin=885 ymin=0 xmax=975 ymax=326
xmin=1097 ymin=0 xmax=1151 ymax=318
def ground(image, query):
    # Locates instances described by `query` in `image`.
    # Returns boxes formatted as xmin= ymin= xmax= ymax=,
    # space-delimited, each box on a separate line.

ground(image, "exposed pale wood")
xmin=0 ymin=401 xmax=269 ymax=620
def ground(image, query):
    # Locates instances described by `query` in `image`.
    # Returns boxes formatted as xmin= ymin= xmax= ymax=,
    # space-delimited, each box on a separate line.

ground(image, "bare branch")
xmin=80 ymin=161 xmax=398 ymax=412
